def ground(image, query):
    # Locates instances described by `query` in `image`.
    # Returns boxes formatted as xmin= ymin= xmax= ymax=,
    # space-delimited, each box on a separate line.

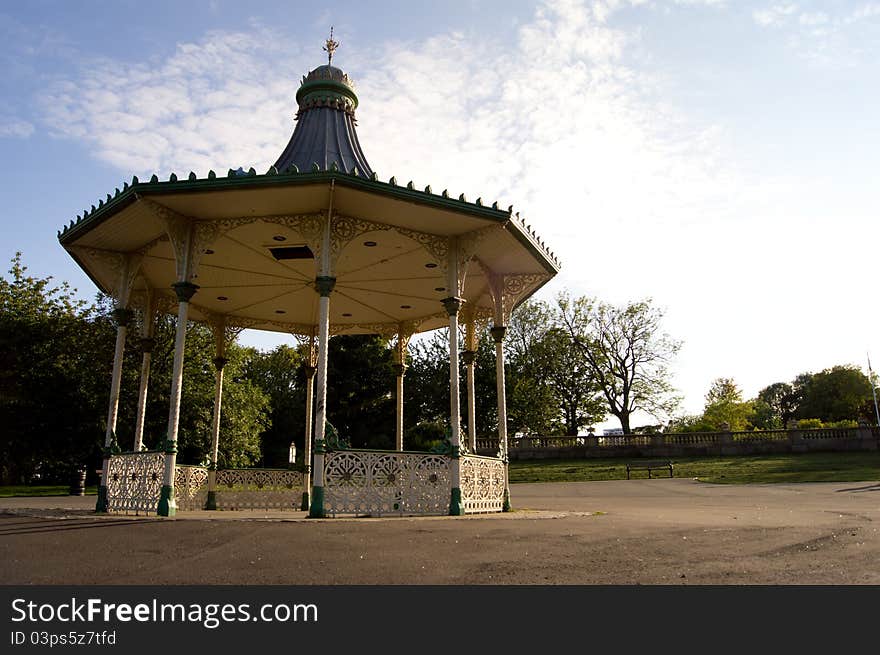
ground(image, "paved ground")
xmin=2 ymin=478 xmax=879 ymax=584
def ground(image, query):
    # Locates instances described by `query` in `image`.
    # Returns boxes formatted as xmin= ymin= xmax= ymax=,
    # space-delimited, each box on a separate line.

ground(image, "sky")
xmin=2 ymin=0 xmax=879 ymax=428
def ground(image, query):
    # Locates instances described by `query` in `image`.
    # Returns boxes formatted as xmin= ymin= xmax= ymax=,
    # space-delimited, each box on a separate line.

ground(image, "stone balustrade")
xmin=476 ymin=426 xmax=879 ymax=460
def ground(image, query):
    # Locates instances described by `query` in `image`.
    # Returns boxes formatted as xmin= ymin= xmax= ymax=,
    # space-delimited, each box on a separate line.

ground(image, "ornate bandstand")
xmin=57 ymin=34 xmax=559 ymax=517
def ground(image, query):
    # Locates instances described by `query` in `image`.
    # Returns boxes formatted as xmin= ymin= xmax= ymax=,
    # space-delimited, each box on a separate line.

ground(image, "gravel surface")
xmin=2 ymin=478 xmax=878 ymax=584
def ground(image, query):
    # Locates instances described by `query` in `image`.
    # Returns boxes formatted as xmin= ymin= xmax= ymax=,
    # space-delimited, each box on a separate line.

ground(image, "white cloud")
xmin=753 ymin=3 xmax=798 ymax=27
xmin=40 ymin=27 xmax=309 ymax=177
xmin=34 ymin=0 xmax=736 ymax=415
xmin=0 ymin=117 xmax=34 ymax=138
xmin=850 ymin=3 xmax=880 ymax=20
xmin=799 ymin=12 xmax=829 ymax=26
xmin=34 ymin=0 xmax=879 ymax=418
xmin=750 ymin=3 xmax=880 ymax=68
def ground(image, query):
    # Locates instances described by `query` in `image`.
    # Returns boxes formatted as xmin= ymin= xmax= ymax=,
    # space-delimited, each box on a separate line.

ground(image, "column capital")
xmin=315 ymin=276 xmax=337 ymax=297
xmin=391 ymin=363 xmax=407 ymax=377
xmin=460 ymin=350 xmax=477 ymax=366
xmin=139 ymin=337 xmax=156 ymax=354
xmin=111 ymin=307 xmax=134 ymax=328
xmin=442 ymin=296 xmax=463 ymax=316
xmin=490 ymin=325 xmax=507 ymax=343
xmin=212 ymin=356 xmax=228 ymax=371
xmin=171 ymin=280 xmax=199 ymax=303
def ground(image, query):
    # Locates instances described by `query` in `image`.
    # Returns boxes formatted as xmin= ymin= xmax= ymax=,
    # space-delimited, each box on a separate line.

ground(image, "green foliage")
xmin=240 ymin=344 xmax=304 ymax=466
xmin=557 ymin=293 xmax=681 ymax=434
xmin=326 ymin=335 xmax=395 ymax=449
xmin=749 ymin=400 xmax=780 ymax=430
xmin=215 ymin=346 xmax=269 ymax=467
xmin=751 ymin=367 xmax=875 ymax=430
xmin=0 ymin=253 xmax=110 ymax=483
xmin=402 ymin=420 xmax=447 ymax=451
xmin=405 ymin=329 xmax=499 ymax=440
xmin=700 ymin=378 xmax=754 ymax=431
xmin=756 ymin=382 xmax=797 ymax=428
xmin=507 ymin=301 xmax=605 ymax=436
xmin=793 ymin=365 xmax=874 ymax=424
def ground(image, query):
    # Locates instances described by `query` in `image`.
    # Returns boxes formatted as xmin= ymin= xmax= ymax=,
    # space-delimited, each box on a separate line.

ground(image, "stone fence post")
xmin=716 ymin=423 xmax=733 ymax=454
xmin=857 ymin=421 xmax=877 ymax=450
xmin=787 ymin=420 xmax=805 ymax=452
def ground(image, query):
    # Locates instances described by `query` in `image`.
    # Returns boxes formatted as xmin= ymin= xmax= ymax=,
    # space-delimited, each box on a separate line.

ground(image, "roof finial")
xmin=323 ymin=27 xmax=339 ymax=65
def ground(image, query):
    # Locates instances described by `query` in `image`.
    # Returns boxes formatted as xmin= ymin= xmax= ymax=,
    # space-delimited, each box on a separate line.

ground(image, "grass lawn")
xmin=508 ymin=451 xmax=880 ymax=485
xmin=0 ymin=485 xmax=98 ymax=497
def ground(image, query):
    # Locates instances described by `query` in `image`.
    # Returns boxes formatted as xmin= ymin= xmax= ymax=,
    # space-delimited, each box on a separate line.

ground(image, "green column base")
xmin=308 ymin=486 xmax=325 ymax=518
xmin=449 ymin=487 xmax=463 ymax=516
xmin=502 ymin=486 xmax=511 ymax=512
xmin=157 ymin=484 xmax=177 ymax=517
xmin=300 ymin=490 xmax=310 ymax=511
xmin=95 ymin=485 xmax=108 ymax=513
xmin=205 ymin=490 xmax=217 ymax=510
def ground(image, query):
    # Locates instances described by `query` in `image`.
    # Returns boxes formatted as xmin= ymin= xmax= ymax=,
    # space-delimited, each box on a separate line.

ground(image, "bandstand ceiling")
xmin=59 ymin=172 xmax=560 ymax=337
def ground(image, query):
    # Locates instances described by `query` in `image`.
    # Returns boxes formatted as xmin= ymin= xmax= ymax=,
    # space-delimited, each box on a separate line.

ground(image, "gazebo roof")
xmin=57 ymin=52 xmax=559 ymax=338
xmin=273 ymin=63 xmax=373 ymax=176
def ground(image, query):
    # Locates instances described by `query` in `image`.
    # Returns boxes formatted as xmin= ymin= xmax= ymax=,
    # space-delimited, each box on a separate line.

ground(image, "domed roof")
xmin=273 ymin=35 xmax=372 ymax=176
xmin=294 ymin=64 xmax=359 ymax=116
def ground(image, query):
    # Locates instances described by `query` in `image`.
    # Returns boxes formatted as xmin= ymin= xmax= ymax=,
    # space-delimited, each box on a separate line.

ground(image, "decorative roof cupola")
xmin=273 ymin=29 xmax=373 ymax=176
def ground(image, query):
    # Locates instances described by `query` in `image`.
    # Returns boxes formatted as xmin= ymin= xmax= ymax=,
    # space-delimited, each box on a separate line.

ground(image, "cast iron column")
xmin=157 ymin=281 xmax=198 ymax=517
xmin=444 ymin=296 xmax=464 ymax=515
xmin=309 ymin=276 xmax=335 ymax=518
xmin=301 ymin=364 xmax=316 ymax=510
xmin=491 ymin=324 xmax=511 ymax=512
xmin=96 ymin=307 xmax=132 ymax=513
xmin=205 ymin=354 xmax=227 ymax=510
xmin=132 ymin=336 xmax=155 ymax=452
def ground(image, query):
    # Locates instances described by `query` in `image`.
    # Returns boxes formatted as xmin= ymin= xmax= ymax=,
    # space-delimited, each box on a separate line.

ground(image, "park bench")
xmin=625 ymin=460 xmax=674 ymax=479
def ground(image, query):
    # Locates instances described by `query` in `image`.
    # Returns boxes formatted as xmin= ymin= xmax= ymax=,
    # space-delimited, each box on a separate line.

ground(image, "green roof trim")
xmin=56 ymin=167 xmax=561 ymax=272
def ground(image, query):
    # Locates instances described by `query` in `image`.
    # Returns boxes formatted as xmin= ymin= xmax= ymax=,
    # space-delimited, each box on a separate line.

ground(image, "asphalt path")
xmin=2 ymin=478 xmax=879 ymax=584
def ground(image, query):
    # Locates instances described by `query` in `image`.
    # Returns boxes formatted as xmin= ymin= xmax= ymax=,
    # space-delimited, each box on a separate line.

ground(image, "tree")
xmin=701 ymin=377 xmax=754 ymax=431
xmin=557 ymin=293 xmax=681 ymax=434
xmin=241 ymin=344 xmax=305 ymax=466
xmin=0 ymin=253 xmax=112 ymax=483
xmin=507 ymin=300 xmax=605 ymax=435
xmin=326 ymin=335 xmax=395 ymax=449
xmin=755 ymin=382 xmax=797 ymax=429
xmin=793 ymin=365 xmax=874 ymax=424
xmin=405 ymin=328 xmax=499 ymax=447
xmin=214 ymin=345 xmax=269 ymax=468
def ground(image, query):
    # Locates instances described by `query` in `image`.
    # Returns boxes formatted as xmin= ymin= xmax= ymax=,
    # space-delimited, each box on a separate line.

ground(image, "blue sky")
xmin=2 ymin=0 xmax=879 ymax=426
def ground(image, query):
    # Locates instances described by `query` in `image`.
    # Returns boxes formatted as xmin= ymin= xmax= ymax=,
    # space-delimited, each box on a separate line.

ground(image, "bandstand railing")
xmin=323 ymin=449 xmax=452 ymax=517
xmin=105 ymin=449 xmax=507 ymax=516
xmin=174 ymin=464 xmax=209 ymax=511
xmin=214 ymin=468 xmax=304 ymax=510
xmin=104 ymin=454 xmax=304 ymax=513
xmin=460 ymin=454 xmax=506 ymax=514
xmin=321 ymin=449 xmax=507 ymax=517
xmin=105 ymin=450 xmax=165 ymax=515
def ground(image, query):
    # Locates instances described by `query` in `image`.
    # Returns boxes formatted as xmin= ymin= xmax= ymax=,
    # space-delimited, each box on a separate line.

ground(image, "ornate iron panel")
xmin=460 ymin=455 xmax=505 ymax=514
xmin=323 ymin=450 xmax=451 ymax=516
xmin=174 ymin=465 xmax=209 ymax=511
xmin=106 ymin=452 xmax=165 ymax=514
xmin=214 ymin=468 xmax=304 ymax=510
